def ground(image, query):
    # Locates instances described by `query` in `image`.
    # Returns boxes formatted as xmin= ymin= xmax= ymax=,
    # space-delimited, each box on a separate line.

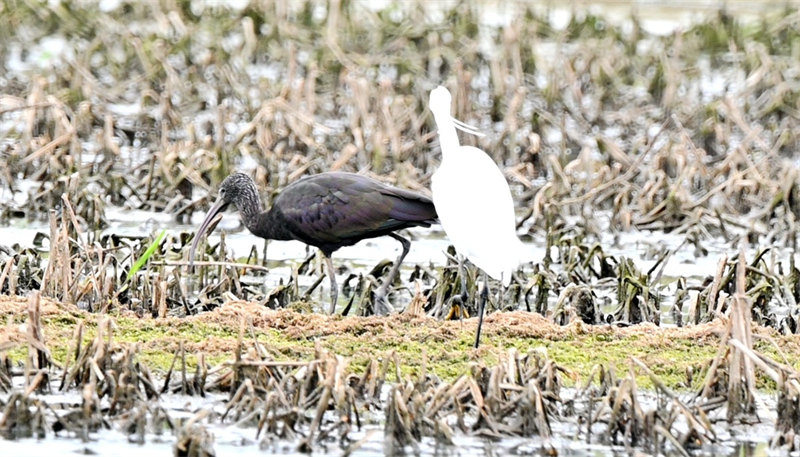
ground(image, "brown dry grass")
xmin=0 ymin=294 xmax=781 ymax=349
xmin=196 ymin=299 xmax=733 ymax=345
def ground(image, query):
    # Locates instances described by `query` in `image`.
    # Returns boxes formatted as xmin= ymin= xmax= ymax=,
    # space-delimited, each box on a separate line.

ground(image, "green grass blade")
xmin=127 ymin=229 xmax=167 ymax=280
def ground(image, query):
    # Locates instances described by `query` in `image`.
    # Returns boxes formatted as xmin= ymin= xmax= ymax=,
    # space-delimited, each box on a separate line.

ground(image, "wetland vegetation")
xmin=2 ymin=0 xmax=800 ymax=455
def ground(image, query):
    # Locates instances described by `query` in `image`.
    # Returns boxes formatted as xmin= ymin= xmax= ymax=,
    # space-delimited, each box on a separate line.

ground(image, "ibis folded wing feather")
xmin=267 ymin=172 xmax=436 ymax=254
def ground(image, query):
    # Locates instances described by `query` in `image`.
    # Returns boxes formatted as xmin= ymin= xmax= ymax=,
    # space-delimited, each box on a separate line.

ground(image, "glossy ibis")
xmin=429 ymin=85 xmax=525 ymax=348
xmin=189 ymin=172 xmax=437 ymax=314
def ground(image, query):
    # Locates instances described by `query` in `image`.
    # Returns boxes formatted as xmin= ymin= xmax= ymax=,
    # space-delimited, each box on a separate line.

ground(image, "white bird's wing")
xmin=432 ymin=145 xmax=524 ymax=282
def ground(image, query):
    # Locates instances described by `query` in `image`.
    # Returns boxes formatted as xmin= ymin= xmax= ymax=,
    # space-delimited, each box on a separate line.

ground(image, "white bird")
xmin=429 ymin=85 xmax=525 ymax=348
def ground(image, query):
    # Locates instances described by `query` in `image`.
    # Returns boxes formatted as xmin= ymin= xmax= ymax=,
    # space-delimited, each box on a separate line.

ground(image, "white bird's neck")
xmin=435 ymin=119 xmax=460 ymax=161
xmin=429 ymin=86 xmax=460 ymax=162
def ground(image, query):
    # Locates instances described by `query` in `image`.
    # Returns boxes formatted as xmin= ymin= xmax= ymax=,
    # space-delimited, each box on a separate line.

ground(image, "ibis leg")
xmin=374 ymin=233 xmax=411 ymax=315
xmin=474 ymin=271 xmax=489 ymax=349
xmin=325 ymin=255 xmax=338 ymax=314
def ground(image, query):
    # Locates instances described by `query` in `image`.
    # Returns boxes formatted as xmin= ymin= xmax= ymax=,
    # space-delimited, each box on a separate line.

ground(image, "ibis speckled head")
xmin=189 ymin=173 xmax=262 ymax=268
xmin=216 ymin=173 xmax=260 ymax=208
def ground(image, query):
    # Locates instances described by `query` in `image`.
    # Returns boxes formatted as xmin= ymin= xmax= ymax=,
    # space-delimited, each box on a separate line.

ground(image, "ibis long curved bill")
xmin=188 ymin=197 xmax=229 ymax=268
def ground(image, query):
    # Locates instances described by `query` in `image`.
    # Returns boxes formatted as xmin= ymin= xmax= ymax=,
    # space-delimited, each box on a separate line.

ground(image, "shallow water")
xmin=0 ymin=384 xmax=779 ymax=457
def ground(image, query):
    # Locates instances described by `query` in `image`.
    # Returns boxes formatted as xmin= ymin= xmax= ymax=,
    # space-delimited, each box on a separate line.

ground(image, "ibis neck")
xmin=237 ymin=192 xmax=265 ymax=236
xmin=251 ymin=208 xmax=293 ymax=241
xmin=234 ymin=183 xmax=264 ymax=235
xmin=229 ymin=178 xmax=292 ymax=242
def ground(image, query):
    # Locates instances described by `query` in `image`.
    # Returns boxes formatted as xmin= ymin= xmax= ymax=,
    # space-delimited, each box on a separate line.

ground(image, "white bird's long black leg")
xmin=325 ymin=255 xmax=338 ymax=314
xmin=374 ymin=233 xmax=411 ymax=315
xmin=474 ymin=270 xmax=489 ymax=348
xmin=458 ymin=255 xmax=468 ymax=306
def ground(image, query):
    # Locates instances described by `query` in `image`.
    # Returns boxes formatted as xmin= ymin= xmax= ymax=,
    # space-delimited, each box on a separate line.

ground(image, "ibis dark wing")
xmin=272 ymin=172 xmax=437 ymax=252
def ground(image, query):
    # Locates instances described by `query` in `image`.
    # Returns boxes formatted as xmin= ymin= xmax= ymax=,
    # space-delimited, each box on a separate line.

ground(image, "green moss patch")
xmin=4 ymin=295 xmax=798 ymax=391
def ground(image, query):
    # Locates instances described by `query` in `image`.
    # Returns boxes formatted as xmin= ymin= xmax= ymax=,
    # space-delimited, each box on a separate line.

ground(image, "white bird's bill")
xmin=451 ymin=116 xmax=486 ymax=137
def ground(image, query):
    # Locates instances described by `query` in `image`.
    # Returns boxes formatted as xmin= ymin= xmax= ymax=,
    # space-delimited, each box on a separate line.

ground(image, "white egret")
xmin=429 ymin=85 xmax=525 ymax=348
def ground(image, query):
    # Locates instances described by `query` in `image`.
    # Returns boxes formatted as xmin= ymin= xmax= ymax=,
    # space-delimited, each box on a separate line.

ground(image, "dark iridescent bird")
xmin=189 ymin=172 xmax=438 ymax=314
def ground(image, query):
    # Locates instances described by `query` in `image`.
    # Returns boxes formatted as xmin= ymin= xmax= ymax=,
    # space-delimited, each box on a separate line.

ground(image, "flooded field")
xmin=3 ymin=0 xmax=800 ymax=455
